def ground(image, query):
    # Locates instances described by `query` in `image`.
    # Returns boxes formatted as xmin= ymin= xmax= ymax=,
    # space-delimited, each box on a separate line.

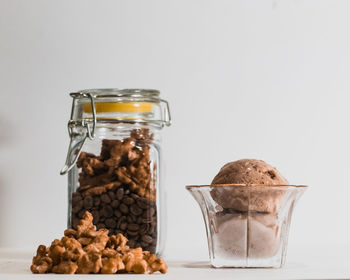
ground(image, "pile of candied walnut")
xmin=76 ymin=128 xmax=155 ymax=201
xmin=71 ymin=128 xmax=158 ymax=253
xmin=31 ymin=211 xmax=167 ymax=274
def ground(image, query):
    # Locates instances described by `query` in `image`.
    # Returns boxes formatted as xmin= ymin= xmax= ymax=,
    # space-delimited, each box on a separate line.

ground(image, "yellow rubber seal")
xmin=83 ymin=102 xmax=153 ymax=113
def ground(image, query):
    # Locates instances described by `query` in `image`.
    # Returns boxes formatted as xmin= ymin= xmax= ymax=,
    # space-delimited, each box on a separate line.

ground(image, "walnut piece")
xmin=31 ymin=211 xmax=167 ymax=274
xmin=52 ymin=261 xmax=78 ymax=274
xmin=30 ymin=245 xmax=52 ymax=274
xmin=101 ymin=255 xmax=124 ymax=274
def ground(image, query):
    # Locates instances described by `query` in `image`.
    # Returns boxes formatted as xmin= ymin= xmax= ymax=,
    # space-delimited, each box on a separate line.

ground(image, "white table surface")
xmin=1 ymin=245 xmax=349 ymax=280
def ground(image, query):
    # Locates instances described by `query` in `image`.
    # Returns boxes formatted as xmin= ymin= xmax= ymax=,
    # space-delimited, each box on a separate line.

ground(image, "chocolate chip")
xmin=119 ymin=203 xmax=129 ymax=214
xmin=105 ymin=218 xmax=117 ymax=228
xmin=116 ymin=188 xmax=124 ymax=200
xmin=83 ymin=196 xmax=93 ymax=209
xmin=101 ymin=193 xmax=111 ymax=204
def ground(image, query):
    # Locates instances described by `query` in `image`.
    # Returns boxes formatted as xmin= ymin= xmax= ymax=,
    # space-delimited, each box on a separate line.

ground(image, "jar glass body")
xmin=67 ymin=123 xmax=165 ymax=255
xmin=62 ymin=89 xmax=170 ymax=257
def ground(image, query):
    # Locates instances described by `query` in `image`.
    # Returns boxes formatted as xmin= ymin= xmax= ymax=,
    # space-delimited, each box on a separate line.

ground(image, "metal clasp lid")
xmin=60 ymin=93 xmax=97 ymax=175
xmin=60 ymin=88 xmax=171 ymax=175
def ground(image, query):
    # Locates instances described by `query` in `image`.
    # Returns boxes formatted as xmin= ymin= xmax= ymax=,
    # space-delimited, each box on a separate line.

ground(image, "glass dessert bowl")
xmin=186 ymin=184 xmax=307 ymax=268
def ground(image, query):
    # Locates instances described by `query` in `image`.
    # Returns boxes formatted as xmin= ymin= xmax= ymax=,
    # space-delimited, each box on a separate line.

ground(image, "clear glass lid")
xmin=60 ymin=88 xmax=171 ymax=175
xmin=69 ymin=88 xmax=171 ymax=127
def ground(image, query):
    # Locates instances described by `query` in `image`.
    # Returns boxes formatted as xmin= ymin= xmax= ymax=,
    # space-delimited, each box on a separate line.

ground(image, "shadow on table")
xmin=176 ymin=261 xmax=310 ymax=271
xmin=181 ymin=262 xmax=275 ymax=270
xmin=174 ymin=261 xmax=212 ymax=269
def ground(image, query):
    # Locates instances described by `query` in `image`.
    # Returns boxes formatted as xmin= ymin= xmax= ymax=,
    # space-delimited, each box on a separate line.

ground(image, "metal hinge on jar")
xmin=60 ymin=93 xmax=97 ymax=175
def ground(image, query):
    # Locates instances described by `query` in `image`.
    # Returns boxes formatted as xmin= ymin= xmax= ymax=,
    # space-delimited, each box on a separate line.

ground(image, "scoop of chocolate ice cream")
xmin=212 ymin=159 xmax=288 ymax=185
xmin=211 ymin=159 xmax=289 ymax=213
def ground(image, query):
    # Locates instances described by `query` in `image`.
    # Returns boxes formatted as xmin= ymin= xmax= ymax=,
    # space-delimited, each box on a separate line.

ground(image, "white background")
xmin=1 ymin=0 xmax=350 ymax=260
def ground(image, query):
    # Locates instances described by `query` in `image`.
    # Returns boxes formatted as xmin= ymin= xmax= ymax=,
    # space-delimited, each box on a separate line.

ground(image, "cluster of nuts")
xmin=77 ymin=128 xmax=156 ymax=201
xmin=31 ymin=211 xmax=167 ymax=274
xmin=71 ymin=129 xmax=158 ymax=253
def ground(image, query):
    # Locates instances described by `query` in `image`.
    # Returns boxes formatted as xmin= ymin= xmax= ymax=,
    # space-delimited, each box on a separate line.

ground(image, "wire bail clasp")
xmin=60 ymin=93 xmax=97 ymax=175
xmin=160 ymin=99 xmax=171 ymax=127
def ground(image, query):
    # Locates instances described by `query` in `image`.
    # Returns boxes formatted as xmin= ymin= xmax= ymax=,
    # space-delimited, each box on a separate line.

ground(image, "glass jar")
xmin=60 ymin=89 xmax=171 ymax=256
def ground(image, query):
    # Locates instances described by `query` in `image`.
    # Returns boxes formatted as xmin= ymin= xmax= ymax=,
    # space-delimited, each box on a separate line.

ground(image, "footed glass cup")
xmin=186 ymin=184 xmax=307 ymax=268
